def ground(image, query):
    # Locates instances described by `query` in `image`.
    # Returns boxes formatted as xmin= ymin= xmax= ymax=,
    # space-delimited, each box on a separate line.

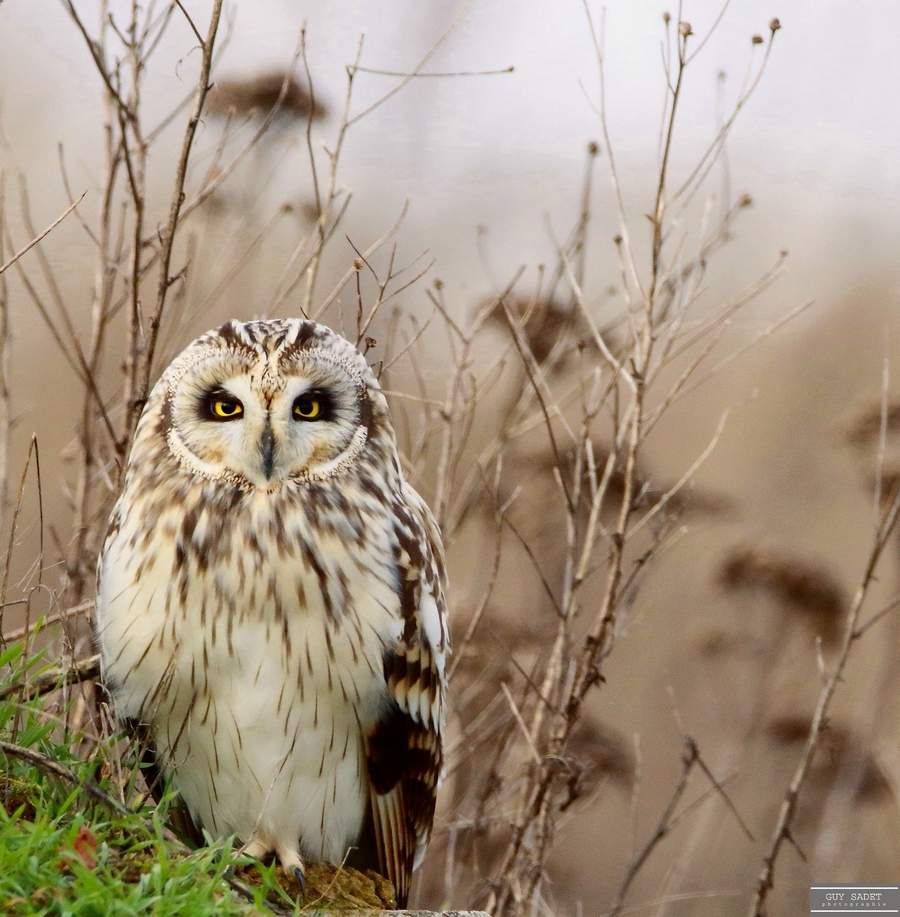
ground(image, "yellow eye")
xmin=293 ymin=395 xmax=322 ymax=420
xmin=212 ymin=399 xmax=242 ymax=419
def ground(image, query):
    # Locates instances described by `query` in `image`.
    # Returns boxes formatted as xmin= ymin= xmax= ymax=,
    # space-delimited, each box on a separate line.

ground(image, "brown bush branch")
xmin=748 ymin=489 xmax=900 ymax=916
xmin=0 ymin=653 xmax=100 ymax=703
xmin=0 ymin=193 xmax=85 ymax=278
xmin=134 ymin=0 xmax=224 ymax=433
xmin=0 ymin=738 xmax=129 ymax=814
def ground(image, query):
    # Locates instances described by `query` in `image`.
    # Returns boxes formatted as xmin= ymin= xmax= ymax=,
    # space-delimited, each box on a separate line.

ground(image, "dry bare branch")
xmin=134 ymin=0 xmax=224 ymax=432
xmin=748 ymin=485 xmax=900 ymax=915
xmin=0 ymin=193 xmax=85 ymax=277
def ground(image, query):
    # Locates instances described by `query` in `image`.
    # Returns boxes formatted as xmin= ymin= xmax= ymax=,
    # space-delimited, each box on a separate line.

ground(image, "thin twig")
xmin=351 ymin=64 xmax=514 ymax=78
xmin=0 ymin=193 xmax=85 ymax=277
xmin=134 ymin=0 xmax=224 ymax=432
xmin=0 ymin=654 xmax=101 ymax=703
xmin=1 ymin=600 xmax=94 ymax=644
xmin=609 ymin=737 xmax=699 ymax=917
xmin=172 ymin=0 xmax=204 ymax=47
xmin=748 ymin=487 xmax=900 ymax=915
xmin=0 ymin=739 xmax=130 ymax=815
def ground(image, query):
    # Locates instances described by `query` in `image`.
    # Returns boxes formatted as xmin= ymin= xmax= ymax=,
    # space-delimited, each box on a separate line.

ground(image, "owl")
xmin=95 ymin=318 xmax=448 ymax=905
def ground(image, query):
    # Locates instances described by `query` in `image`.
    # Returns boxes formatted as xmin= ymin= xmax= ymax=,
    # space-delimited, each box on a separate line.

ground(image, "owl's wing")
xmin=364 ymin=482 xmax=449 ymax=906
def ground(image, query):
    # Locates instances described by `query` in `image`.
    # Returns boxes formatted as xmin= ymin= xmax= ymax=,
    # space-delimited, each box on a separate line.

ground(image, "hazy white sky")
xmin=1 ymin=0 xmax=899 ymax=318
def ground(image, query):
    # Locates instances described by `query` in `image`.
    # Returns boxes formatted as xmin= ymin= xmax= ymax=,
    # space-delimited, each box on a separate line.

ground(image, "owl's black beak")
xmin=259 ymin=425 xmax=276 ymax=480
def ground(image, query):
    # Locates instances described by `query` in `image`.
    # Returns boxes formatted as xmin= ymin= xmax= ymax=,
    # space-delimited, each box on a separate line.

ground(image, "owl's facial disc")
xmin=168 ymin=349 xmax=367 ymax=488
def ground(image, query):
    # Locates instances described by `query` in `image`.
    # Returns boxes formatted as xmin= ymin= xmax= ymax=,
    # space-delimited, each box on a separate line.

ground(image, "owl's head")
xmin=155 ymin=319 xmax=387 ymax=490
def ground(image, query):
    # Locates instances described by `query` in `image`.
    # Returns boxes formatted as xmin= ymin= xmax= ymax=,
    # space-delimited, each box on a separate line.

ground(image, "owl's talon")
xmin=276 ymin=847 xmax=306 ymax=894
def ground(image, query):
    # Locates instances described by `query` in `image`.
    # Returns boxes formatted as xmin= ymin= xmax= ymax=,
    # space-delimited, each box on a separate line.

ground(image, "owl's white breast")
xmin=96 ymin=482 xmax=403 ymax=862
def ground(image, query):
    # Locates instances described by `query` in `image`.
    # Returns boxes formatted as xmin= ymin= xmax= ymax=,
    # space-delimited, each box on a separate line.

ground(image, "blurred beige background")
xmin=1 ymin=2 xmax=898 ymax=914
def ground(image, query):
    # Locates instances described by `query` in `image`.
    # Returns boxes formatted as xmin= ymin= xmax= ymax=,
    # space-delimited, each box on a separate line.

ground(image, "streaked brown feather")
xmin=364 ymin=493 xmax=448 ymax=906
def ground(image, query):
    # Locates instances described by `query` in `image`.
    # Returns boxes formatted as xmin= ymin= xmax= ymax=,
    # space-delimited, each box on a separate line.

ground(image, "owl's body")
xmin=96 ymin=320 xmax=447 ymax=903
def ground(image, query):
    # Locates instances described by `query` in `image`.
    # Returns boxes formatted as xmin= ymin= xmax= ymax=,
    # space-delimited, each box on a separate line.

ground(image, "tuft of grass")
xmin=0 ymin=802 xmax=252 ymax=916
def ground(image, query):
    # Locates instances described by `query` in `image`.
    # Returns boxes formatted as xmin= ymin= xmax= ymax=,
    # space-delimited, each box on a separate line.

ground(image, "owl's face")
xmin=161 ymin=321 xmax=375 ymax=489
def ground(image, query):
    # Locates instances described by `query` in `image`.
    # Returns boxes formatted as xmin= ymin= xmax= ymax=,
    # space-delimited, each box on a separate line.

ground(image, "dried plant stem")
xmin=0 ymin=438 xmax=41 ymax=646
xmin=0 ymin=175 xmax=9 ymax=525
xmin=0 ymin=600 xmax=94 ymax=644
xmin=133 ymin=0 xmax=224 ymax=433
xmin=748 ymin=489 xmax=900 ymax=916
xmin=0 ymin=653 xmax=100 ymax=703
xmin=298 ymin=34 xmax=362 ymax=316
xmin=0 ymin=194 xmax=85 ymax=278
xmin=0 ymin=739 xmax=130 ymax=815
xmin=473 ymin=7 xmax=786 ymax=912
xmin=609 ymin=738 xmax=699 ymax=917
xmin=67 ymin=25 xmax=123 ymax=600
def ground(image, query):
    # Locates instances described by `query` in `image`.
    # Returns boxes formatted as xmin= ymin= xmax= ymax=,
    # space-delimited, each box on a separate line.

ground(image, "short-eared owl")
xmin=95 ymin=319 xmax=448 ymax=904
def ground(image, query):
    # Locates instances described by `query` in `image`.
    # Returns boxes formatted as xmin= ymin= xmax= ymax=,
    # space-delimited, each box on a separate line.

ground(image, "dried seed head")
xmin=752 ymin=34 xmax=764 ymax=45
xmin=532 ymin=439 xmax=730 ymax=521
xmin=767 ymin=716 xmax=812 ymax=745
xmin=568 ymin=720 xmax=634 ymax=788
xmin=482 ymin=294 xmax=578 ymax=363
xmin=352 ymin=258 xmax=364 ymax=271
xmin=871 ymin=469 xmax=900 ymax=508
xmin=663 ymin=11 xmax=671 ymax=24
xmin=433 ymin=277 xmax=444 ymax=291
xmin=587 ymin=140 xmax=600 ymax=156
xmin=300 ymin=201 xmax=319 ymax=222
xmin=696 ymin=629 xmax=749 ymax=658
xmin=679 ymin=20 xmax=693 ymax=37
xmin=738 ymin=193 xmax=753 ymax=208
xmin=766 ymin=718 xmax=890 ymax=805
xmin=857 ymin=758 xmax=892 ymax=803
xmin=769 ymin=17 xmax=782 ymax=32
xmin=612 ymin=233 xmax=623 ymax=246
xmin=718 ymin=545 xmax=845 ymax=645
xmin=207 ymin=71 xmax=327 ymax=121
xmin=843 ymin=400 xmax=900 ymax=447
xmin=451 ymin=608 xmax=550 ymax=713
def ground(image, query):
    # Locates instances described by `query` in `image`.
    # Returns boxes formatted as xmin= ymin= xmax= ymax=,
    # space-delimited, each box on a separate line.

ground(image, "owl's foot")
xmin=242 ymin=839 xmax=306 ymax=895
xmin=240 ymin=837 xmax=273 ymax=860
xmin=277 ymin=847 xmax=306 ymax=893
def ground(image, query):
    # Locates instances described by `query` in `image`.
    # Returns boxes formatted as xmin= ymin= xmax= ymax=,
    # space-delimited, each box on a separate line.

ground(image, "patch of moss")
xmin=0 ymin=772 xmax=37 ymax=821
xmin=237 ymin=862 xmax=396 ymax=911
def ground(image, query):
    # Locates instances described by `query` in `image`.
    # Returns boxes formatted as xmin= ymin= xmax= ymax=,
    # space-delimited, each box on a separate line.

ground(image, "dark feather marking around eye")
xmin=358 ymin=390 xmax=373 ymax=435
xmin=292 ymin=388 xmax=335 ymax=421
xmin=199 ymin=387 xmax=242 ymax=421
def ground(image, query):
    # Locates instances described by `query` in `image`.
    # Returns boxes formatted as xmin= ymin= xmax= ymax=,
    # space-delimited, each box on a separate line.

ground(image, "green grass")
xmin=0 ymin=641 xmax=395 ymax=915
xmin=0 ymin=803 xmax=257 ymax=916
